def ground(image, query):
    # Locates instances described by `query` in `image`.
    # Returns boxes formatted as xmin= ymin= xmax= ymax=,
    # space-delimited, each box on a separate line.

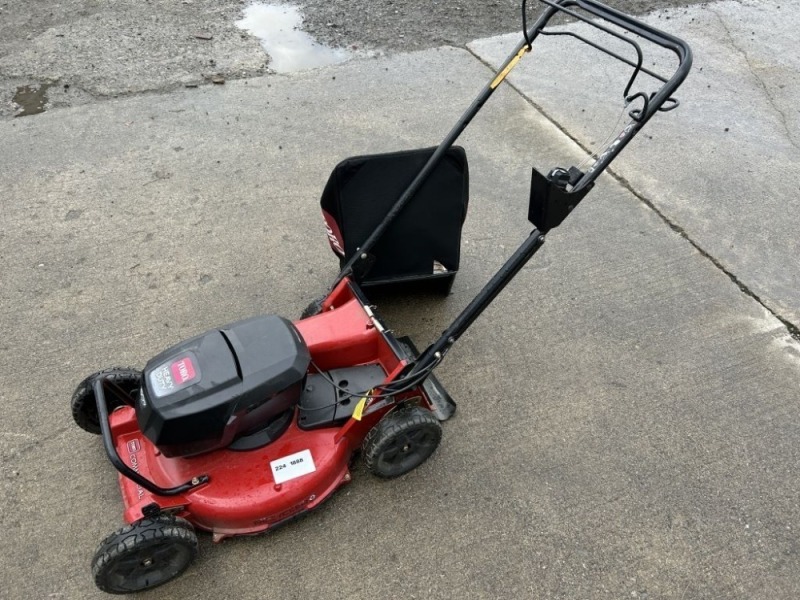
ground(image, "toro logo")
xmin=170 ymin=357 xmax=196 ymax=385
xmin=322 ymin=211 xmax=345 ymax=257
xmin=126 ymin=438 xmax=145 ymax=501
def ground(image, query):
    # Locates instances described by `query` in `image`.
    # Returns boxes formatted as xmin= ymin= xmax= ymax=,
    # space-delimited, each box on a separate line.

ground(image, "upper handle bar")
xmin=521 ymin=0 xmax=692 ymax=191
xmin=554 ymin=0 xmax=690 ymax=64
xmin=410 ymin=2 xmax=693 ymax=372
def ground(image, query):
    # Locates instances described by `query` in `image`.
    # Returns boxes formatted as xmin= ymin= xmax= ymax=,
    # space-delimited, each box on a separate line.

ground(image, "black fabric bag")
xmin=320 ymin=146 xmax=469 ymax=292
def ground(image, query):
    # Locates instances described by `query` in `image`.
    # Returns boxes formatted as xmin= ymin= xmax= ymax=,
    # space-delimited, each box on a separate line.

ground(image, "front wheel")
xmin=362 ymin=406 xmax=442 ymax=479
xmin=92 ymin=515 xmax=198 ymax=594
xmin=71 ymin=367 xmax=141 ymax=434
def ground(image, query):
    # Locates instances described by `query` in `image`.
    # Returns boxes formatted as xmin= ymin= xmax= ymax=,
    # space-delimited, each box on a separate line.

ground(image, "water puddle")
xmin=236 ymin=3 xmax=350 ymax=73
xmin=13 ymin=83 xmax=52 ymax=117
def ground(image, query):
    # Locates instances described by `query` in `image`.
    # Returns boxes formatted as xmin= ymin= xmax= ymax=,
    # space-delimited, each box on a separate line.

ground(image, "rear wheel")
xmin=71 ymin=367 xmax=141 ymax=434
xmin=363 ymin=406 xmax=442 ymax=478
xmin=92 ymin=515 xmax=198 ymax=594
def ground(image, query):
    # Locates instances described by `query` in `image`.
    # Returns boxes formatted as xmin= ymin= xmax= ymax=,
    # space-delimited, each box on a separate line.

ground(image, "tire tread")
xmin=92 ymin=515 xmax=197 ymax=594
xmin=363 ymin=406 xmax=442 ymax=479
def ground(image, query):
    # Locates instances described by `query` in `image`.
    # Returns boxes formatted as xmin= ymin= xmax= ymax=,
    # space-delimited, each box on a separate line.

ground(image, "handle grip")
xmin=531 ymin=0 xmax=692 ymax=116
xmin=520 ymin=0 xmax=692 ymax=190
xmin=566 ymin=0 xmax=691 ymax=64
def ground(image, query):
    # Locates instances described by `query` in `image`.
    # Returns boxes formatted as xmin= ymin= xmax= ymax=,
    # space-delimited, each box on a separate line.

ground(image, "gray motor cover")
xmin=138 ymin=315 xmax=310 ymax=457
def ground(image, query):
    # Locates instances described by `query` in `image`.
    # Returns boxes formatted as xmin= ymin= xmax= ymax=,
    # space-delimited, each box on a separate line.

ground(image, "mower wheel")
xmin=92 ymin=515 xmax=198 ymax=594
xmin=363 ymin=406 xmax=442 ymax=479
xmin=300 ymin=296 xmax=326 ymax=319
xmin=71 ymin=367 xmax=141 ymax=434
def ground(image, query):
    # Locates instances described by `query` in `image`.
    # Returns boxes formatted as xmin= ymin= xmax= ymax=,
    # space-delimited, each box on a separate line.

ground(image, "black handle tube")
xmin=410 ymin=230 xmax=546 ymax=375
xmin=330 ymin=2 xmax=569 ymax=287
xmin=329 ymin=1 xmax=564 ymax=286
xmin=93 ymin=378 xmax=209 ymax=497
xmin=331 ymin=0 xmax=564 ymax=290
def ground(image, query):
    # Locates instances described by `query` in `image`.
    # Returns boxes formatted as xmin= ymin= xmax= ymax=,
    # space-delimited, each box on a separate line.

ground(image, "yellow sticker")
xmin=489 ymin=46 xmax=529 ymax=90
xmin=352 ymin=397 xmax=367 ymax=421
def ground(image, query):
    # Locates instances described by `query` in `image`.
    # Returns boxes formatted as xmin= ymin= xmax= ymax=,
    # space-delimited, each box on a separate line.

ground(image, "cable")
xmin=306 ymin=355 xmax=442 ymax=403
xmin=311 ymin=357 xmax=439 ymax=399
xmin=577 ymin=102 xmax=631 ymax=172
xmin=298 ymin=359 xmax=442 ymax=416
xmin=522 ymin=0 xmax=533 ymax=50
xmin=297 ymin=398 xmax=345 ymax=413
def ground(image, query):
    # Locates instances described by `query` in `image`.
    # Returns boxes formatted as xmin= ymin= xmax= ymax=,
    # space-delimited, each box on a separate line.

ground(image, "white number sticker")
xmin=270 ymin=449 xmax=316 ymax=484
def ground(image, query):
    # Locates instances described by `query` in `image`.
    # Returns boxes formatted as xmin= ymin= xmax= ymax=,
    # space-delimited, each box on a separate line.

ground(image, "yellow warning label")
xmin=490 ymin=46 xmax=530 ymax=90
xmin=352 ymin=397 xmax=367 ymax=421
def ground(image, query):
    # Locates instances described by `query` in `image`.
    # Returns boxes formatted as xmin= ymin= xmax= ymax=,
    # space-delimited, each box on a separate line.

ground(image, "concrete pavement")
xmin=1 ymin=2 xmax=799 ymax=599
xmin=470 ymin=0 xmax=800 ymax=328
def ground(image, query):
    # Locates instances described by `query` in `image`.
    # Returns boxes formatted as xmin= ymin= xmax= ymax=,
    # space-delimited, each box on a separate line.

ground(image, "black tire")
xmin=300 ymin=296 xmax=326 ymax=319
xmin=92 ymin=515 xmax=198 ymax=594
xmin=363 ymin=406 xmax=443 ymax=479
xmin=71 ymin=367 xmax=142 ymax=434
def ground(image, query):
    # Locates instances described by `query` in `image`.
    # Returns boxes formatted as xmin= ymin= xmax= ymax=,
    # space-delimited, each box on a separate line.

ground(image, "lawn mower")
xmin=71 ymin=0 xmax=691 ymax=593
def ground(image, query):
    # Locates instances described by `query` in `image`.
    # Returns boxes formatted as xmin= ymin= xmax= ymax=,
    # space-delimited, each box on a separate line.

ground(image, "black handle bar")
xmin=333 ymin=0 xmax=692 ymax=286
xmin=406 ymin=1 xmax=693 ymax=375
xmin=523 ymin=0 xmax=692 ymax=190
xmin=560 ymin=0 xmax=690 ymax=63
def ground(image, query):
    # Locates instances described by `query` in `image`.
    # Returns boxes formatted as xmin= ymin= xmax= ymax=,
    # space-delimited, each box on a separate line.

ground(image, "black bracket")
xmin=350 ymin=251 xmax=377 ymax=283
xmin=141 ymin=502 xmax=162 ymax=518
xmin=527 ymin=166 xmax=593 ymax=232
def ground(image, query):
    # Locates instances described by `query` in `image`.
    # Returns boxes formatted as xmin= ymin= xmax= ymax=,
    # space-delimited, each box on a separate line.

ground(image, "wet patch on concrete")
xmin=2 ymin=81 xmax=95 ymax=121
xmin=236 ymin=3 xmax=350 ymax=73
xmin=12 ymin=83 xmax=52 ymax=117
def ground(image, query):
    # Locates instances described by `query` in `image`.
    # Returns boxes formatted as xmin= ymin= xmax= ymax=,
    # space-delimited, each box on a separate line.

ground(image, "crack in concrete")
xmin=465 ymin=47 xmax=800 ymax=343
xmin=710 ymin=6 xmax=800 ymax=151
xmin=1 ymin=72 xmax=261 ymax=121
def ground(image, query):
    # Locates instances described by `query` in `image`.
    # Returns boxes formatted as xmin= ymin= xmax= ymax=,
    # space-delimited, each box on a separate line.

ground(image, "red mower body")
xmin=107 ymin=278 xmax=434 ymax=541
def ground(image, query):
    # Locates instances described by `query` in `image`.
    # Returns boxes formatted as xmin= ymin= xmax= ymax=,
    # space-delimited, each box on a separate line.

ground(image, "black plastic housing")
xmin=528 ymin=167 xmax=593 ymax=232
xmin=321 ymin=146 xmax=469 ymax=294
xmin=138 ymin=315 xmax=310 ymax=457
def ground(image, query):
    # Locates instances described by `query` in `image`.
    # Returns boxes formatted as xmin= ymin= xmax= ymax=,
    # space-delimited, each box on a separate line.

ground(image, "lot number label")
xmin=270 ymin=449 xmax=316 ymax=484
